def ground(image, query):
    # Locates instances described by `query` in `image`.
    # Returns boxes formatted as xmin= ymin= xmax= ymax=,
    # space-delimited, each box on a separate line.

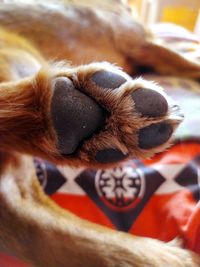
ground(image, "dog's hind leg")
xmin=124 ymin=41 xmax=200 ymax=78
xmin=1 ymin=2 xmax=200 ymax=78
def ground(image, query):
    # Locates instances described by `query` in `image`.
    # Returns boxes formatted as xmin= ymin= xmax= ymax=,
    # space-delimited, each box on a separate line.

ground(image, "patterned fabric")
xmin=151 ymin=23 xmax=200 ymax=62
xmin=33 ymin=142 xmax=200 ymax=254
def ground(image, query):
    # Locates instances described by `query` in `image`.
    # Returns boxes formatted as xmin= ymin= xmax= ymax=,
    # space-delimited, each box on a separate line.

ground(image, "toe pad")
xmin=91 ymin=70 xmax=127 ymax=89
xmin=131 ymin=88 xmax=168 ymax=117
xmin=95 ymin=148 xmax=128 ymax=163
xmin=138 ymin=122 xmax=173 ymax=149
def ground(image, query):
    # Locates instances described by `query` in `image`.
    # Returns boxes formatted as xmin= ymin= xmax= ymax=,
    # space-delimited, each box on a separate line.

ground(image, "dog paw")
xmin=147 ymin=240 xmax=200 ymax=267
xmin=112 ymin=236 xmax=200 ymax=267
xmin=139 ymin=240 xmax=200 ymax=267
xmin=49 ymin=62 xmax=183 ymax=166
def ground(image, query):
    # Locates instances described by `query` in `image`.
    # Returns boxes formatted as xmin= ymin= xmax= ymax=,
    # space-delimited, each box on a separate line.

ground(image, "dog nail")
xmin=51 ymin=77 xmax=105 ymax=155
xmin=91 ymin=70 xmax=126 ymax=89
xmin=95 ymin=148 xmax=128 ymax=163
xmin=131 ymin=88 xmax=168 ymax=117
xmin=138 ymin=122 xmax=173 ymax=149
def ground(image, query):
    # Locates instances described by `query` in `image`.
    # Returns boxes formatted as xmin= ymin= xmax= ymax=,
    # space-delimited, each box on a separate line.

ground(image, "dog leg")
xmin=0 ymin=62 xmax=183 ymax=168
xmin=0 ymin=154 xmax=199 ymax=267
xmin=124 ymin=41 xmax=200 ymax=78
xmin=1 ymin=2 xmax=200 ymax=78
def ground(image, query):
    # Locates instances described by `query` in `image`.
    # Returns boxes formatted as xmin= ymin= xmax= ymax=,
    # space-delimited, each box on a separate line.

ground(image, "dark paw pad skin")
xmin=91 ymin=70 xmax=126 ymax=89
xmin=131 ymin=88 xmax=168 ymax=117
xmin=138 ymin=122 xmax=173 ymax=149
xmin=51 ymin=77 xmax=105 ymax=155
xmin=95 ymin=148 xmax=128 ymax=163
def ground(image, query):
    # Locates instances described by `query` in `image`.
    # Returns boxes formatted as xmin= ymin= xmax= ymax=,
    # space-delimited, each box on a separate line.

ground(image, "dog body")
xmin=0 ymin=1 xmax=200 ymax=266
xmin=1 ymin=1 xmax=200 ymax=76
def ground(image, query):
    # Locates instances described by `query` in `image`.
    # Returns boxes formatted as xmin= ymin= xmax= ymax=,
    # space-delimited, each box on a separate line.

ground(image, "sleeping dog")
xmin=0 ymin=1 xmax=200 ymax=266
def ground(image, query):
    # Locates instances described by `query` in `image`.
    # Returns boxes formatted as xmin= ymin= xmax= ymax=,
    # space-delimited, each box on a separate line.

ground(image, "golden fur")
xmin=0 ymin=1 xmax=200 ymax=267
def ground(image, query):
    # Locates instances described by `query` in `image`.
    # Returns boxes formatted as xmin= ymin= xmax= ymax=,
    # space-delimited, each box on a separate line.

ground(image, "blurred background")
xmin=128 ymin=0 xmax=200 ymax=33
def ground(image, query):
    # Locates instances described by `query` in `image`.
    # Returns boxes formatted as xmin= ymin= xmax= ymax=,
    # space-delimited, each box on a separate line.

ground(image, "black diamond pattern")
xmin=175 ymin=155 xmax=200 ymax=201
xmin=75 ymin=160 xmax=165 ymax=231
xmin=34 ymin=158 xmax=67 ymax=195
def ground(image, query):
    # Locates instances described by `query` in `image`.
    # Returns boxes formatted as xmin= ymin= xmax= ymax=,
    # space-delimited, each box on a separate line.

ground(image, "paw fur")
xmin=49 ymin=63 xmax=183 ymax=166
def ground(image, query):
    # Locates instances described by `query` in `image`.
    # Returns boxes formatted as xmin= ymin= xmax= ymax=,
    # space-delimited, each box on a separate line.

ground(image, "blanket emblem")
xmin=95 ymin=167 xmax=145 ymax=211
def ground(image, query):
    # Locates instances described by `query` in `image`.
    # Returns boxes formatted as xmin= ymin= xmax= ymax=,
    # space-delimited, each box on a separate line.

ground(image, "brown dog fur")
xmin=1 ymin=0 xmax=200 ymax=77
xmin=0 ymin=1 xmax=200 ymax=267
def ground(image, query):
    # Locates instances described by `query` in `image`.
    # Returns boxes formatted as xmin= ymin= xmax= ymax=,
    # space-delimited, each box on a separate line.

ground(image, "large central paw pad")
xmin=50 ymin=63 xmax=183 ymax=166
xmin=51 ymin=77 xmax=105 ymax=155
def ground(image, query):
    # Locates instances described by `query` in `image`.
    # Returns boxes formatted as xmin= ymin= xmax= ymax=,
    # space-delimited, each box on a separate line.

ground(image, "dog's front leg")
xmin=0 ymin=62 xmax=183 ymax=168
xmin=0 ymin=155 xmax=199 ymax=267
